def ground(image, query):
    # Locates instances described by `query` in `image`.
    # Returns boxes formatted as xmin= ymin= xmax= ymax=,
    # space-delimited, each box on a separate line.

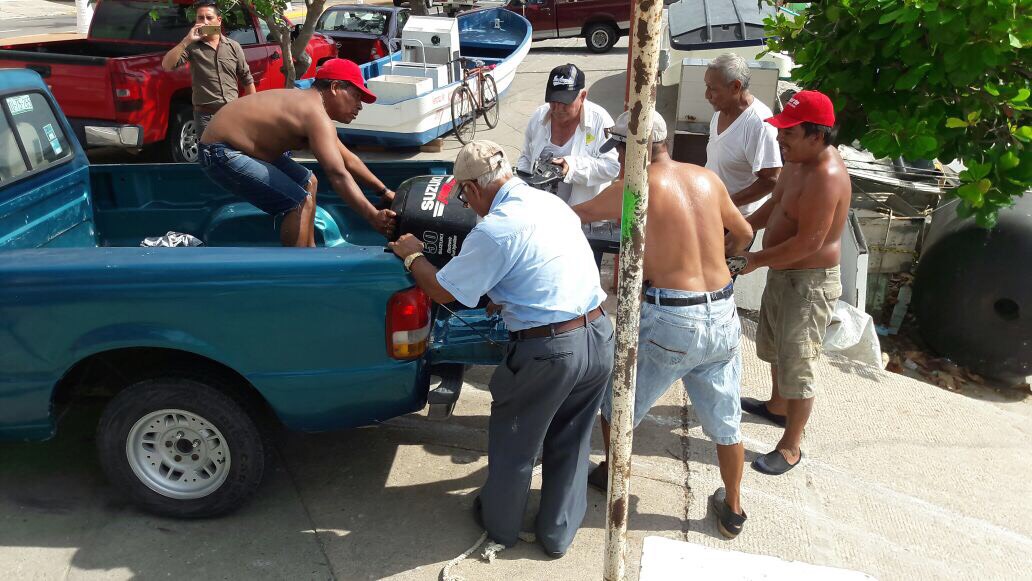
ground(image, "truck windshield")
xmin=90 ymin=0 xmax=259 ymax=45
xmin=317 ymin=9 xmax=389 ymax=36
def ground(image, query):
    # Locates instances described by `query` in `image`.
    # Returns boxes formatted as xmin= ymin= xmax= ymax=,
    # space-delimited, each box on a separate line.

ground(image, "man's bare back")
xmin=754 ymin=145 xmax=850 ymax=270
xmin=644 ymin=159 xmax=752 ymax=291
xmin=572 ymin=146 xmax=752 ymax=293
xmin=202 ymin=89 xmax=331 ymax=161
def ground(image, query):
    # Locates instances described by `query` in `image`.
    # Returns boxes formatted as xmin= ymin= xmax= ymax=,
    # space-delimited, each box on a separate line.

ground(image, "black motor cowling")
xmin=390 ymin=175 xmax=478 ymax=268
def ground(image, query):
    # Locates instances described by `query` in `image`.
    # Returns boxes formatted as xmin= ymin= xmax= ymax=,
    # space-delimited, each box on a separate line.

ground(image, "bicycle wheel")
xmin=450 ymin=85 xmax=477 ymax=145
xmin=480 ymin=74 xmax=500 ymax=129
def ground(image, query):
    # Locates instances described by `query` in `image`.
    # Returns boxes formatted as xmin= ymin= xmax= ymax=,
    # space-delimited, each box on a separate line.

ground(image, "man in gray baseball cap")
xmin=388 ymin=140 xmax=614 ymax=557
xmin=573 ymin=110 xmax=756 ymax=539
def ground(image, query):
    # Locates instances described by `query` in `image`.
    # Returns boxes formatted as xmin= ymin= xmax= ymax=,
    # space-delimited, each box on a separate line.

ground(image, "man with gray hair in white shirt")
xmin=704 ymin=53 xmax=782 ymax=219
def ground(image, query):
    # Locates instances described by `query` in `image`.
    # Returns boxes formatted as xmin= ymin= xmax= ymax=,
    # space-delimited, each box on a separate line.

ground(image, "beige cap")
xmin=453 ymin=140 xmax=510 ymax=182
xmin=600 ymin=110 xmax=668 ymax=152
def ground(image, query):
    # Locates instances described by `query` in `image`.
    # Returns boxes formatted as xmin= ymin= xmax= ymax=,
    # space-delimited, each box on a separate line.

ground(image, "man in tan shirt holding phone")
xmin=161 ymin=0 xmax=255 ymax=147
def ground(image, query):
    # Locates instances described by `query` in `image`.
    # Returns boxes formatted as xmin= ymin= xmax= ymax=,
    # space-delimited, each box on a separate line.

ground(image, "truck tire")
xmin=585 ymin=23 xmax=618 ymax=54
xmin=96 ymin=377 xmax=266 ymax=518
xmin=168 ymin=104 xmax=200 ymax=163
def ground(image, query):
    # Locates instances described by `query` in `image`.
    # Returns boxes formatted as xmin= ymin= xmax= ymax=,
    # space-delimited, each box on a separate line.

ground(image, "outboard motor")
xmin=390 ymin=175 xmax=478 ymax=267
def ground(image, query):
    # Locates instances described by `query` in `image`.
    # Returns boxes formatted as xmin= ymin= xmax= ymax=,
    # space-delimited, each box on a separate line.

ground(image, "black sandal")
xmin=709 ymin=490 xmax=747 ymax=539
xmin=741 ymin=397 xmax=787 ymax=427
xmin=752 ymin=449 xmax=803 ymax=475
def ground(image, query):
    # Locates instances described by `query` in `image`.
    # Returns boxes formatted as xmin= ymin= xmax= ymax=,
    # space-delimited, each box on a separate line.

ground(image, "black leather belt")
xmin=643 ymin=283 xmax=733 ymax=307
xmin=509 ymin=306 xmax=604 ymax=341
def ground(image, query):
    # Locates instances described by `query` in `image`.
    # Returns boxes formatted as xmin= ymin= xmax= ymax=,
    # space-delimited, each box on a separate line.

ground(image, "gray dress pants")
xmin=481 ymin=314 xmax=615 ymax=554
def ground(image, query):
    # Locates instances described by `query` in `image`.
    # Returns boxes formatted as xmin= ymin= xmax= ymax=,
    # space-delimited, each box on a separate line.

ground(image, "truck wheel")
xmin=585 ymin=23 xmax=618 ymax=54
xmin=96 ymin=377 xmax=266 ymax=518
xmin=168 ymin=105 xmax=200 ymax=163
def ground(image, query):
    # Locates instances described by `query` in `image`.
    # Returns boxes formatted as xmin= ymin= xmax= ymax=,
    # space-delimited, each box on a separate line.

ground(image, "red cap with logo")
xmin=765 ymin=90 xmax=835 ymax=128
xmin=315 ymin=58 xmax=377 ymax=103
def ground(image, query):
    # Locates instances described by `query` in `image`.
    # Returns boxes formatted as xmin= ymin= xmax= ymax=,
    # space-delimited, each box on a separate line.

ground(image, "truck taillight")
xmin=386 ymin=287 xmax=431 ymax=359
xmin=371 ymin=39 xmax=386 ymax=60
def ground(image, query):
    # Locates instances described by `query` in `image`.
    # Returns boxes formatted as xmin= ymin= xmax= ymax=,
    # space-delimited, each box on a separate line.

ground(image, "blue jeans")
xmin=197 ymin=142 xmax=312 ymax=216
xmin=601 ymin=286 xmax=743 ymax=445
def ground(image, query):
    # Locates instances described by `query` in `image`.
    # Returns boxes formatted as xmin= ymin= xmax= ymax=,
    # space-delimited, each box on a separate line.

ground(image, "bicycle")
xmin=449 ymin=57 xmax=500 ymax=145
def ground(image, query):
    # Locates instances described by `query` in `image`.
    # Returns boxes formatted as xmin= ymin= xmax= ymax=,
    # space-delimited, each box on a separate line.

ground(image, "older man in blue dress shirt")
xmin=389 ymin=140 xmax=614 ymax=557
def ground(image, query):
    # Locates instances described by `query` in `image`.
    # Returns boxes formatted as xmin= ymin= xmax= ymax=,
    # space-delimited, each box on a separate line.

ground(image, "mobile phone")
xmin=199 ymin=25 xmax=220 ymax=35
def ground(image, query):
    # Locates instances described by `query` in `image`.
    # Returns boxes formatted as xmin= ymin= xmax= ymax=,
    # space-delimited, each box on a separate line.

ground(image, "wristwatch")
xmin=403 ymin=252 xmax=425 ymax=272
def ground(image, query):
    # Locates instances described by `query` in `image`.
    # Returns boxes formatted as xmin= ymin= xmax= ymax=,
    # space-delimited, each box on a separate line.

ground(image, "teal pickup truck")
xmin=0 ymin=69 xmax=505 ymax=518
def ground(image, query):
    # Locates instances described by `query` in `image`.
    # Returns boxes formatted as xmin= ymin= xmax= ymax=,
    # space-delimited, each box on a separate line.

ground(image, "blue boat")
xmin=303 ymin=7 xmax=531 ymax=147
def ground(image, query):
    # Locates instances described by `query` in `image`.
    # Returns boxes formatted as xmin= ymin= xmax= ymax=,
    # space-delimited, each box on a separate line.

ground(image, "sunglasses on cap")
xmin=603 ymin=127 xmax=628 ymax=144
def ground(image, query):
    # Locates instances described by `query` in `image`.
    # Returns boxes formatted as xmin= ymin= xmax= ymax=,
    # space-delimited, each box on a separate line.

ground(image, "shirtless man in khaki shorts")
xmin=736 ymin=90 xmax=850 ymax=475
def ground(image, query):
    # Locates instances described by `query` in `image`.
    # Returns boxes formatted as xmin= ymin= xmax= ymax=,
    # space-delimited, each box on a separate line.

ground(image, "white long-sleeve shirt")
xmin=516 ymin=101 xmax=620 ymax=207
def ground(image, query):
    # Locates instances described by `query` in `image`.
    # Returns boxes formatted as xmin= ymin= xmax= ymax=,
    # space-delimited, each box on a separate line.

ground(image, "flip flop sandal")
xmin=752 ymin=449 xmax=803 ymax=475
xmin=709 ymin=490 xmax=747 ymax=539
xmin=741 ymin=397 xmax=788 ymax=428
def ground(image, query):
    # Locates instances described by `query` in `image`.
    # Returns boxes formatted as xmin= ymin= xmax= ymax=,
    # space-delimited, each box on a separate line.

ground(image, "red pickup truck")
xmin=506 ymin=0 xmax=631 ymax=53
xmin=0 ymin=0 xmax=336 ymax=162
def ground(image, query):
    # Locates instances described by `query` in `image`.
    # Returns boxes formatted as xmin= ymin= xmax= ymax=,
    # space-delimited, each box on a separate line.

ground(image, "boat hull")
xmin=334 ymin=8 xmax=531 ymax=147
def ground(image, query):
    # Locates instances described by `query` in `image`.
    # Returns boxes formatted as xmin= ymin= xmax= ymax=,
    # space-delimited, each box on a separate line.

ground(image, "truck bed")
xmin=0 ymin=39 xmax=164 ymax=61
xmin=89 ymin=161 xmax=449 ymax=249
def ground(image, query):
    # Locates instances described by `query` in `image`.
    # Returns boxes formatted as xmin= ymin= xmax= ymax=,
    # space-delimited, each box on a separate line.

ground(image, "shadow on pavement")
xmin=0 ymin=398 xmax=691 ymax=578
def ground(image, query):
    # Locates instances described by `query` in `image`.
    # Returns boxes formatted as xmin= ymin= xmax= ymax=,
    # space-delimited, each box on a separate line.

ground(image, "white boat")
xmin=319 ymin=7 xmax=530 ymax=147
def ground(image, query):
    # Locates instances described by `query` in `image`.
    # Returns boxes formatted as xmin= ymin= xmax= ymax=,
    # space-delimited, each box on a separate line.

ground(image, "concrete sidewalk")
xmin=1 ymin=303 xmax=1029 ymax=580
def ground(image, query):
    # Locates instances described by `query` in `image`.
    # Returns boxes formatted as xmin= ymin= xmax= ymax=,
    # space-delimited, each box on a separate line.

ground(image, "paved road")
xmin=0 ymin=16 xmax=76 ymax=40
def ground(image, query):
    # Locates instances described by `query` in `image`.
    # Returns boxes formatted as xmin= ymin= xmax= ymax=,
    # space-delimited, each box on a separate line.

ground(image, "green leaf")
xmin=1012 ymin=88 xmax=1031 ymax=103
xmin=1000 ymin=151 xmax=1020 ymax=170
xmin=984 ymin=83 xmax=1000 ymax=96
xmin=975 ymin=210 xmax=998 ymax=229
xmin=895 ymin=63 xmax=932 ymax=90
xmin=1010 ymin=33 xmax=1022 ymax=48
xmin=879 ymin=7 xmax=907 ymax=24
xmin=946 ymin=117 xmax=969 ymax=128
xmin=956 ymin=183 xmax=983 ymax=203
xmin=976 ymin=178 xmax=992 ymax=194
xmin=912 ymin=135 xmax=939 ymax=154
xmin=967 ymin=162 xmax=992 ymax=181
xmin=967 ymin=111 xmax=981 ymax=124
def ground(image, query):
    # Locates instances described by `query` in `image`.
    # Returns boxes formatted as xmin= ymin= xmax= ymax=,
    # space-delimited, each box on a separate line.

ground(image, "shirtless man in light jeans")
xmin=572 ymin=111 xmax=754 ymax=539
xmin=198 ymin=58 xmax=396 ymax=247
xmin=737 ymin=90 xmax=851 ymax=476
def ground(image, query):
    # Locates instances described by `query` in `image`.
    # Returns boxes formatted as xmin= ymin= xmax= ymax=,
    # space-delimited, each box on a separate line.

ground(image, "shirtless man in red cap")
xmin=198 ymin=58 xmax=396 ymax=247
xmin=735 ymin=90 xmax=851 ymax=476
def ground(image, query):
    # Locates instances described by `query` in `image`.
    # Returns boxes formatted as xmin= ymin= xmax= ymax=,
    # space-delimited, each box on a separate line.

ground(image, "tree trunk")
xmin=76 ymin=0 xmax=94 ymax=34
xmin=244 ymin=0 xmax=327 ymax=88
xmin=285 ymin=0 xmax=326 ymax=86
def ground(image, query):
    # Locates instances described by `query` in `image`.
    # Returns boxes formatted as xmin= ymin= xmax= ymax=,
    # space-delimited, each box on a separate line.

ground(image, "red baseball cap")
xmin=315 ymin=58 xmax=377 ymax=103
xmin=765 ymin=90 xmax=835 ymax=128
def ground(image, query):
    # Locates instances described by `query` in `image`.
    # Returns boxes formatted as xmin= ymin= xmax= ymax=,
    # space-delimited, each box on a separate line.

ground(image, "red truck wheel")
xmin=585 ymin=22 xmax=618 ymax=54
xmin=168 ymin=105 xmax=200 ymax=163
xmin=96 ymin=377 xmax=266 ymax=518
